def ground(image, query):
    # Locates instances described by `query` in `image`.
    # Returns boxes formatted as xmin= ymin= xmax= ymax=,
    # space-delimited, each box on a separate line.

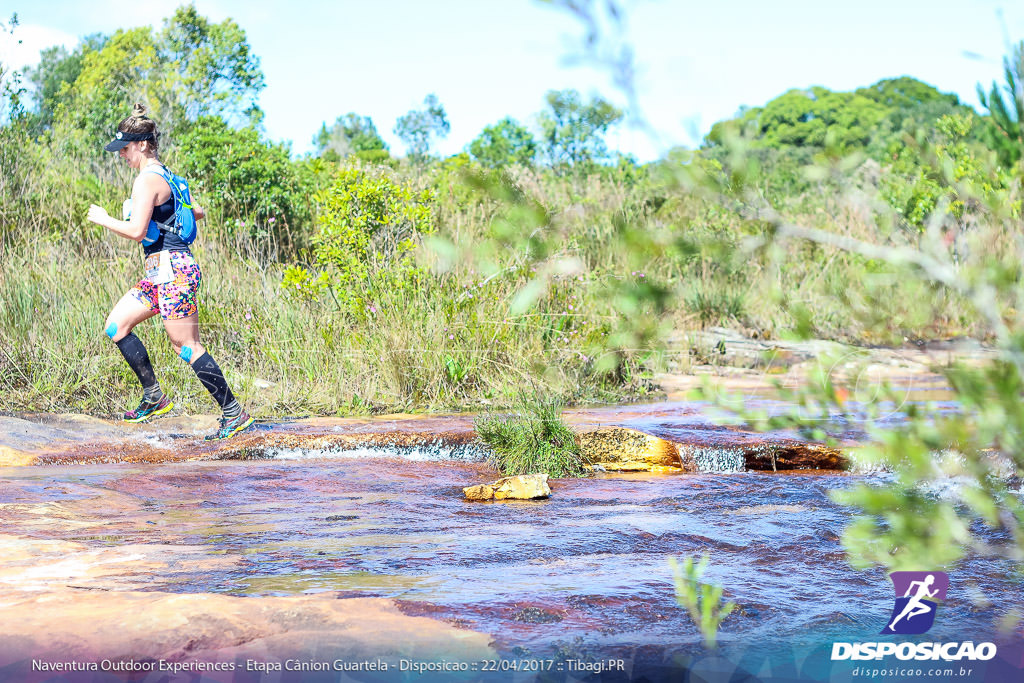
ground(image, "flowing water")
xmin=1 ymin=399 xmax=1022 ymax=678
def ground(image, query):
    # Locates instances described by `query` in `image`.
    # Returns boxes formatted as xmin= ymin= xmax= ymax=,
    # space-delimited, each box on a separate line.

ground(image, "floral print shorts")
xmin=129 ymin=250 xmax=202 ymax=320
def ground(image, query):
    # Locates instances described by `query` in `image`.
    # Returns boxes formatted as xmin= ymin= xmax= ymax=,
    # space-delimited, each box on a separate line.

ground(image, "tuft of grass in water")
xmin=474 ymin=394 xmax=589 ymax=477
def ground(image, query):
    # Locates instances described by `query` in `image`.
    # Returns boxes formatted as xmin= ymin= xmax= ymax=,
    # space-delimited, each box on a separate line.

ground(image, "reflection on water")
xmin=1 ymin=451 xmax=1020 ymax=661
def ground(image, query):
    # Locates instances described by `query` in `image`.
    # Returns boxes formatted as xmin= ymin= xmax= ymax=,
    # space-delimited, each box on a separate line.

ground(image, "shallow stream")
xmin=1 ymin=399 xmax=1021 ymax=676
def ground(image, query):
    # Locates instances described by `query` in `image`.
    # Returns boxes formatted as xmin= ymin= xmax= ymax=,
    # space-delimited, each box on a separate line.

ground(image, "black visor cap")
xmin=104 ymin=130 xmax=154 ymax=152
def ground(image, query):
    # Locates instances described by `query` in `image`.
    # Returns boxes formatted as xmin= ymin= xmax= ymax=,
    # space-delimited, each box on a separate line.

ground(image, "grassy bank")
xmin=0 ymin=157 xmax=984 ymax=417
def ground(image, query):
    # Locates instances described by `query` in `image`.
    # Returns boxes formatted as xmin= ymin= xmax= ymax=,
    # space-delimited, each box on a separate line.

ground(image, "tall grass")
xmin=0 ymin=224 xmax=645 ymax=415
xmin=0 ymin=136 xmax=986 ymax=416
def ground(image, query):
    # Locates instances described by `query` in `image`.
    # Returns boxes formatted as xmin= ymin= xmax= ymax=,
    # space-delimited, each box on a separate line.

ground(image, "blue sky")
xmin=1 ymin=0 xmax=1022 ymax=161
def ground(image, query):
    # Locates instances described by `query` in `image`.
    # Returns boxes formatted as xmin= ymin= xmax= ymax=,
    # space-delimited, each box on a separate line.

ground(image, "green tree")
xmin=283 ymin=165 xmax=435 ymax=313
xmin=60 ymin=27 xmax=163 ymax=142
xmin=707 ymin=86 xmax=888 ymax=151
xmin=856 ymin=76 xmax=960 ymax=110
xmin=394 ymin=93 xmax=449 ymax=162
xmin=175 ymin=115 xmax=301 ymax=248
xmin=44 ymin=6 xmax=263 ymax=145
xmin=537 ymin=88 xmax=622 ymax=169
xmin=701 ymin=78 xmax=978 ymax=202
xmin=0 ymin=13 xmax=26 ymax=121
xmin=468 ymin=116 xmax=536 ymax=168
xmin=314 ymin=112 xmax=388 ymax=163
xmin=977 ymin=40 xmax=1024 ymax=167
xmin=856 ymin=77 xmax=974 ymax=155
xmin=705 ymin=78 xmax=973 ymax=160
xmin=156 ymin=5 xmax=264 ymax=128
xmin=24 ymin=34 xmax=107 ymax=129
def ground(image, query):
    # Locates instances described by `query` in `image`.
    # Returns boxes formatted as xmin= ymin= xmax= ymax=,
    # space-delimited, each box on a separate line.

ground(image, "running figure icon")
xmin=881 ymin=571 xmax=949 ymax=635
xmin=888 ymin=574 xmax=938 ymax=630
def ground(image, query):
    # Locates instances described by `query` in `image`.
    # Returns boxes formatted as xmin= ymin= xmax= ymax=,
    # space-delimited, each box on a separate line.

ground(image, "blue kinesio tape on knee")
xmin=179 ymin=346 xmax=193 ymax=363
xmin=105 ymin=322 xmax=118 ymax=339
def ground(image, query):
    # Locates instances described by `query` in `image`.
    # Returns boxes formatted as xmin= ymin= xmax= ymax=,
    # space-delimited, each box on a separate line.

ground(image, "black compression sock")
xmin=189 ymin=352 xmax=237 ymax=411
xmin=115 ymin=333 xmax=161 ymax=397
xmin=222 ymin=399 xmax=242 ymax=419
xmin=142 ymin=384 xmax=164 ymax=403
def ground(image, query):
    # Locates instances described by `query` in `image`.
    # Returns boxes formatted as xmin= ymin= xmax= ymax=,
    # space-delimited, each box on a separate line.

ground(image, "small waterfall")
xmin=845 ymin=454 xmax=891 ymax=475
xmin=259 ymin=441 xmax=491 ymax=463
xmin=684 ymin=446 xmax=747 ymax=473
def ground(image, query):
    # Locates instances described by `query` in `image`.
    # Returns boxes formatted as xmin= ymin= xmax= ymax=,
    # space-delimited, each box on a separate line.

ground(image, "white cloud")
xmin=0 ymin=23 xmax=78 ymax=71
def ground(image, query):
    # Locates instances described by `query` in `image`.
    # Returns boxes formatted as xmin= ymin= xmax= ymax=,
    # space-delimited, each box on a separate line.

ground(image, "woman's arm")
xmin=86 ymin=174 xmax=162 ymax=242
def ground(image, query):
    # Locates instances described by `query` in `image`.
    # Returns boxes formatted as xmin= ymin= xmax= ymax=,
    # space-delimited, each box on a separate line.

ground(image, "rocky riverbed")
xmin=0 ymin=400 xmax=854 ymax=679
xmin=1 ymin=337 xmax=1020 ymax=682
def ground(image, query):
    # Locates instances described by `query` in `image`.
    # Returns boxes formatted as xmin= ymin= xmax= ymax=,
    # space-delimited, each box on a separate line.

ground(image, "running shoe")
xmin=123 ymin=394 xmax=173 ymax=423
xmin=205 ymin=410 xmax=255 ymax=441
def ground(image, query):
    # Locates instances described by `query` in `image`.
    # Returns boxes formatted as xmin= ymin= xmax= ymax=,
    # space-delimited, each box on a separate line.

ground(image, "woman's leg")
xmin=105 ymin=291 xmax=159 ymax=345
xmin=163 ymin=313 xmax=234 ymax=413
xmin=164 ymin=313 xmax=252 ymax=438
xmin=159 ymin=250 xmax=252 ymax=439
xmin=105 ymin=291 xmax=166 ymax=420
xmin=162 ymin=312 xmax=205 ymax=365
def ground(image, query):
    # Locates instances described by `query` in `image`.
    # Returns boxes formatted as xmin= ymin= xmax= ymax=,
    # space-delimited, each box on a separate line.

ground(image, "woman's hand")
xmin=87 ymin=204 xmax=111 ymax=227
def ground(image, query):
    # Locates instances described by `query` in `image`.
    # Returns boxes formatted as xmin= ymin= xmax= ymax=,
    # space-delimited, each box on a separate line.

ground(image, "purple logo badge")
xmin=881 ymin=571 xmax=949 ymax=635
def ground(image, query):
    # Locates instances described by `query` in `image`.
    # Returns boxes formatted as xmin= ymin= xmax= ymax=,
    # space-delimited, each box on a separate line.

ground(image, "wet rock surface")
xmin=578 ymin=427 xmax=687 ymax=473
xmin=0 ymin=462 xmax=499 ymax=674
xmin=0 ymin=452 xmax=1019 ymax=671
xmin=463 ymin=473 xmax=551 ymax=500
xmin=0 ymin=403 xmax=850 ymax=473
xmin=0 ymin=589 xmax=494 ymax=666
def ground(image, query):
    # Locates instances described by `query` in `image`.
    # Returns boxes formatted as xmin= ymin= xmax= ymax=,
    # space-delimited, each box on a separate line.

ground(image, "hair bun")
xmin=132 ymin=102 xmax=147 ymax=118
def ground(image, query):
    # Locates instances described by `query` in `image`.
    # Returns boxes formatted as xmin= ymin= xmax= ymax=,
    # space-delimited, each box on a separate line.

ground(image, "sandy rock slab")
xmin=464 ymin=473 xmax=551 ymax=500
xmin=0 ymin=445 xmax=36 ymax=467
xmin=0 ymin=590 xmax=495 ymax=674
xmin=0 ymin=414 xmax=124 ymax=467
xmin=0 ymin=535 xmax=240 ymax=592
xmin=0 ymin=413 xmax=218 ymax=466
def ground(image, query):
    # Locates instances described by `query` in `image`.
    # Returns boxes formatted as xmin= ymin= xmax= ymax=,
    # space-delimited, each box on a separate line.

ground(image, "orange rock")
xmin=577 ymin=427 xmax=686 ymax=472
xmin=463 ymin=474 xmax=550 ymax=500
xmin=0 ymin=446 xmax=37 ymax=467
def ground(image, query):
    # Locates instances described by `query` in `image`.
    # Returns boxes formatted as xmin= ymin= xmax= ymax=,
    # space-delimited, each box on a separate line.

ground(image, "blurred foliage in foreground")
xmin=539 ymin=0 xmax=1024 ymax=588
xmin=669 ymin=555 xmax=736 ymax=649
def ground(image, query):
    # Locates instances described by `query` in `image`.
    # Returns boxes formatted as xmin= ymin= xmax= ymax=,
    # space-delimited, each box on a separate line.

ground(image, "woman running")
xmin=86 ymin=103 xmax=254 ymax=440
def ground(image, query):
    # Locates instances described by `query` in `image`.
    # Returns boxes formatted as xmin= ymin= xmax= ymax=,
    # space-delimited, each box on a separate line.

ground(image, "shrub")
xmin=293 ymin=164 xmax=435 ymax=315
xmin=175 ymin=115 xmax=305 ymax=250
xmin=685 ymin=285 xmax=746 ymax=326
